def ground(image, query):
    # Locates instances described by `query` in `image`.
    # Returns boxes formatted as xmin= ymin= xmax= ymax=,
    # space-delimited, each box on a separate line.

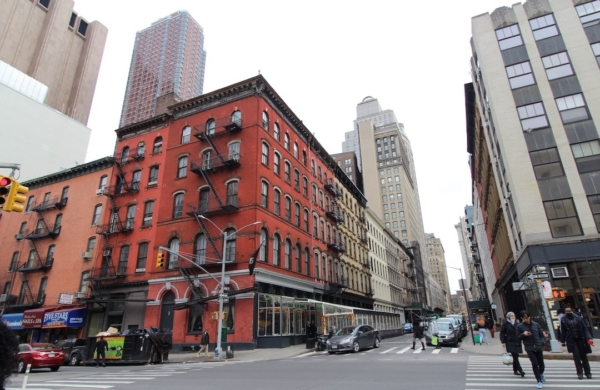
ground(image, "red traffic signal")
xmin=0 ymin=175 xmax=12 ymax=206
xmin=551 ymin=288 xmax=566 ymax=299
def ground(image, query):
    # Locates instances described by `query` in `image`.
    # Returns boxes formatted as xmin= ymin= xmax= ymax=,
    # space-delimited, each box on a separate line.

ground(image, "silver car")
xmin=326 ymin=325 xmax=380 ymax=354
xmin=437 ymin=318 xmax=463 ymax=342
xmin=426 ymin=321 xmax=460 ymax=347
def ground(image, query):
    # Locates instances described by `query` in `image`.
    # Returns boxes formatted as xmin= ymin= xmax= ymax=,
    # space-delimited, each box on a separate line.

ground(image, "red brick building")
xmin=87 ymin=75 xmax=373 ymax=350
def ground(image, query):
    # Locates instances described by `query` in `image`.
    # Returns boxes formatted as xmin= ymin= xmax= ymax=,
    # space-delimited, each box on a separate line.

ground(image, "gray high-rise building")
xmin=119 ymin=11 xmax=206 ymax=127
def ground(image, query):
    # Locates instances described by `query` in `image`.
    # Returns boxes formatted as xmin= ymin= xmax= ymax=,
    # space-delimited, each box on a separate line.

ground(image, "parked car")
xmin=403 ymin=323 xmax=413 ymax=333
xmin=327 ymin=325 xmax=380 ymax=354
xmin=16 ymin=343 xmax=64 ymax=373
xmin=446 ymin=314 xmax=468 ymax=338
xmin=56 ymin=338 xmax=87 ymax=366
xmin=426 ymin=321 xmax=460 ymax=347
xmin=437 ymin=318 xmax=463 ymax=342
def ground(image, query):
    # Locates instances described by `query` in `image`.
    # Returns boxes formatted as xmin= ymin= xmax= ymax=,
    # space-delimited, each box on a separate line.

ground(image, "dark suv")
xmin=56 ymin=338 xmax=87 ymax=366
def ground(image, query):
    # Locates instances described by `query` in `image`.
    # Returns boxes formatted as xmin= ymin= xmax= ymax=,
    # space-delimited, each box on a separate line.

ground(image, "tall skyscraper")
xmin=0 ymin=0 xmax=108 ymax=125
xmin=426 ymin=233 xmax=452 ymax=313
xmin=119 ymin=11 xmax=207 ymax=127
xmin=468 ymin=0 xmax=600 ymax=336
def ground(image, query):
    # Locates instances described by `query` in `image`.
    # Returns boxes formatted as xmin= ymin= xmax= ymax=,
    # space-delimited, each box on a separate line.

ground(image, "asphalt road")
xmin=6 ymin=335 xmax=600 ymax=390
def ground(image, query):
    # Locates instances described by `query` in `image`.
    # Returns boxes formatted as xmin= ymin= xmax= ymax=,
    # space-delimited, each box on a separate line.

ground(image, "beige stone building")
xmin=0 ymin=0 xmax=107 ymax=125
xmin=426 ymin=233 xmax=452 ymax=313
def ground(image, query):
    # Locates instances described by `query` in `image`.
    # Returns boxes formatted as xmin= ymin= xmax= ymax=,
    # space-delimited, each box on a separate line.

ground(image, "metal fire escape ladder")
xmin=114 ymin=160 xmax=130 ymax=194
xmin=25 ymin=240 xmax=45 ymax=268
xmin=178 ymin=267 xmax=204 ymax=300
xmin=196 ymin=215 xmax=221 ymax=260
xmin=204 ymin=134 xmax=227 ymax=165
xmin=198 ymin=169 xmax=225 ymax=208
xmin=17 ymin=265 xmax=35 ymax=303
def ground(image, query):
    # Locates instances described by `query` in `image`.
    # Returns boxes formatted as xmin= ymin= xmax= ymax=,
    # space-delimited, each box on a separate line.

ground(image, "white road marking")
xmin=432 ymin=349 xmax=441 ymax=354
xmin=451 ymin=348 xmax=458 ymax=353
xmin=380 ymin=347 xmax=398 ymax=354
xmin=413 ymin=348 xmax=422 ymax=354
xmin=396 ymin=347 xmax=411 ymax=354
xmin=25 ymin=384 xmax=113 ymax=389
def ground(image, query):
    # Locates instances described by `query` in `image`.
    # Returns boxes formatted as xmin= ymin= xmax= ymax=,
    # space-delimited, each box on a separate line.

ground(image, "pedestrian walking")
xmin=429 ymin=320 xmax=441 ymax=349
xmin=500 ymin=311 xmax=525 ymax=377
xmin=559 ymin=306 xmax=593 ymax=380
xmin=476 ymin=315 xmax=489 ymax=345
xmin=517 ymin=311 xmax=548 ymax=389
xmin=95 ymin=336 xmax=108 ymax=367
xmin=410 ymin=319 xmax=426 ymax=350
xmin=196 ymin=330 xmax=210 ymax=358
xmin=486 ymin=316 xmax=495 ymax=338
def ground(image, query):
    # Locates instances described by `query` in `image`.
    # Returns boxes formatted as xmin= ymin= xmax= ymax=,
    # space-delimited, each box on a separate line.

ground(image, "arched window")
xmin=262 ymin=111 xmax=269 ymax=130
xmin=168 ymin=238 xmax=179 ymax=269
xmin=293 ymin=142 xmax=298 ymax=158
xmin=181 ymin=126 xmax=191 ymax=144
xmin=98 ymin=175 xmax=107 ymax=191
xmin=317 ymin=166 xmax=322 ymax=181
xmin=206 ymin=119 xmax=215 ymax=135
xmin=225 ymin=229 xmax=236 ymax=263
xmin=261 ymin=181 xmax=269 ymax=208
xmin=314 ymin=251 xmax=320 ymax=278
xmin=284 ymin=161 xmax=290 ymax=183
xmin=153 ymin=137 xmax=163 ymax=154
xmin=274 ymin=189 xmax=281 ymax=216
xmin=304 ymin=248 xmax=310 ymax=276
xmin=227 ymin=181 xmax=238 ymax=207
xmin=284 ymin=133 xmax=290 ymax=150
xmin=294 ymin=202 xmax=300 ymax=226
xmin=195 ymin=234 xmax=207 ymax=265
xmin=284 ymin=239 xmax=291 ymax=269
xmin=202 ymin=150 xmax=212 ymax=170
xmin=46 ymin=245 xmax=55 ymax=266
xmin=285 ymin=196 xmax=291 ymax=221
xmin=121 ymin=147 xmax=130 ymax=164
xmin=261 ymin=143 xmax=269 ymax=166
xmin=173 ymin=193 xmax=184 ymax=218
xmin=177 ymin=156 xmax=188 ymax=178
xmin=125 ymin=205 xmax=136 ymax=230
xmin=273 ymin=234 xmax=281 ymax=266
xmin=302 ymin=151 xmax=307 ymax=166
xmin=231 ymin=110 xmax=242 ymax=126
xmin=259 ymin=229 xmax=268 ymax=262
xmin=274 ymin=152 xmax=281 ymax=175
xmin=295 ymin=244 xmax=301 ymax=272
xmin=302 ymin=176 xmax=308 ymax=197
xmin=321 ymin=253 xmax=327 ymax=281
xmin=137 ymin=142 xmax=145 ymax=157
xmin=311 ymin=159 xmax=316 ymax=176
xmin=274 ymin=123 xmax=280 ymax=141
xmin=229 ymin=142 xmax=240 ymax=161
xmin=86 ymin=237 xmax=96 ymax=253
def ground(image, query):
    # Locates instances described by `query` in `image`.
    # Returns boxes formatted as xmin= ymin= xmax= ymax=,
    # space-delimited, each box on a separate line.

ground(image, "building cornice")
xmin=23 ymin=157 xmax=115 ymax=189
xmin=115 ymin=114 xmax=170 ymax=140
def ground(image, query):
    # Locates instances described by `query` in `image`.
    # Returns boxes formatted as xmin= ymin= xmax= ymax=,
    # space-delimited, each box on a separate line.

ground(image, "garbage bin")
xmin=225 ymin=345 xmax=234 ymax=359
xmin=306 ymin=338 xmax=316 ymax=349
xmin=221 ymin=327 xmax=228 ymax=342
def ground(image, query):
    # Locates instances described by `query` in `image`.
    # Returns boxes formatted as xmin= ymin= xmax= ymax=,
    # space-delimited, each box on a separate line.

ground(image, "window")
xmin=294 ymin=169 xmax=300 ymax=190
xmin=37 ymin=277 xmax=48 ymax=303
xmin=311 ymin=159 xmax=316 ymax=176
xmin=118 ymin=245 xmax=129 ymax=275
xmin=132 ymin=170 xmax=141 ymax=191
xmin=495 ymin=24 xmax=523 ymax=50
xmin=42 ymin=192 xmax=50 ymax=206
xmin=77 ymin=19 xmax=88 ymax=36
xmin=60 ymin=186 xmax=69 ymax=202
xmin=284 ymin=133 xmax=290 ymax=150
xmin=530 ymin=148 xmax=564 ymax=179
xmin=262 ymin=143 xmax=269 ymax=166
xmin=79 ymin=271 xmax=90 ymax=293
xmin=302 ymin=177 xmax=308 ymax=197
xmin=588 ymin=194 xmax=600 ymax=232
xmin=168 ymin=238 xmax=180 ymax=269
xmin=304 ymin=248 xmax=310 ymax=276
xmin=259 ymin=229 xmax=268 ymax=262
xmin=284 ymin=239 xmax=291 ymax=269
xmin=149 ymin=166 xmax=159 ymax=184
xmin=69 ymin=12 xmax=77 ymax=28
xmin=273 ymin=234 xmax=281 ymax=266
xmin=303 ymin=209 xmax=309 ymax=231
xmin=98 ymin=176 xmax=107 ymax=191
xmin=529 ymin=14 xmax=558 ymax=41
xmin=556 ymin=94 xmax=588 ymax=123
xmin=125 ymin=205 xmax=136 ymax=230
xmin=313 ymin=215 xmax=318 ymax=237
xmin=274 ymin=123 xmax=280 ymax=141
xmin=86 ymin=237 xmax=96 ymax=253
xmin=302 ymin=151 xmax=307 ymax=166
xmin=9 ymin=252 xmax=19 ymax=272
xmin=203 ymin=150 xmax=212 ymax=170
xmin=317 ymin=166 xmax=322 ymax=181
xmin=17 ymin=281 xmax=29 ymax=305
xmin=506 ymin=61 xmax=535 ymax=89
xmin=576 ymin=1 xmax=600 ymax=26
xmin=571 ymin=140 xmax=600 ymax=173
xmin=136 ymin=243 xmax=148 ymax=270
xmin=293 ymin=142 xmax=298 ymax=158
xmin=206 ymin=119 xmax=216 ymax=135
xmin=295 ymin=245 xmax=301 ymax=272
xmin=173 ymin=193 xmax=184 ymax=218
xmin=227 ymin=181 xmax=238 ymax=207
xmin=121 ymin=147 xmax=130 ymax=164
xmin=181 ymin=126 xmax=191 ymax=144
xmin=153 ymin=137 xmax=163 ymax=154
xmin=274 ymin=189 xmax=281 ymax=216
xmin=295 ymin=203 xmax=300 ymax=226
xmin=593 ymin=43 xmax=600 ymax=67
xmin=285 ymin=196 xmax=291 ymax=221
xmin=262 ymin=111 xmax=269 ymax=130
xmin=544 ymin=198 xmax=582 ymax=237
xmin=91 ymin=204 xmax=102 ymax=226
xmin=541 ymin=52 xmax=573 ymax=80
xmin=284 ymin=162 xmax=291 ymax=183
xmin=231 ymin=111 xmax=242 ymax=126
xmin=177 ymin=157 xmax=188 ymax=178
xmin=273 ymin=152 xmax=280 ymax=175
xmin=261 ymin=181 xmax=269 ymax=208
xmin=402 ymin=230 xmax=407 ymax=237
xmin=25 ymin=196 xmax=34 ymax=212
xmin=517 ymin=102 xmax=548 ymax=131
xmin=229 ymin=142 xmax=240 ymax=161
xmin=345 ymin=166 xmax=352 ymax=173
xmin=312 ymin=184 xmax=317 ymax=204
xmin=194 ymin=234 xmax=207 ymax=265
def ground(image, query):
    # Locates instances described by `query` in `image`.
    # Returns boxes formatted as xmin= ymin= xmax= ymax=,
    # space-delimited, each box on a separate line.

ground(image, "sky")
xmin=76 ymin=0 xmax=512 ymax=294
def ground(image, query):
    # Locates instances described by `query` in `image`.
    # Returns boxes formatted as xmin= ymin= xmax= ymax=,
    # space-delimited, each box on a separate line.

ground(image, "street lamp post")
xmin=200 ymin=215 xmax=261 ymax=359
xmin=446 ymin=265 xmax=476 ymax=345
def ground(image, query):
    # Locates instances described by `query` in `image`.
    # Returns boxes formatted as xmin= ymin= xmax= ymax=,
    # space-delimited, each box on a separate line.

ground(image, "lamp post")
xmin=446 ymin=265 xmax=476 ymax=345
xmin=200 ymin=215 xmax=261 ymax=359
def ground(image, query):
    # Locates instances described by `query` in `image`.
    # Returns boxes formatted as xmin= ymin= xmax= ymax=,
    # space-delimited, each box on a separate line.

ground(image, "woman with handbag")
xmin=500 ymin=312 xmax=525 ymax=377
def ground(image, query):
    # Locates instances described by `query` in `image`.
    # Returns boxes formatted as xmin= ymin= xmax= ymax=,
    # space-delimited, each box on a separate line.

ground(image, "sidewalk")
xmin=164 ymin=344 xmax=309 ymax=364
xmin=460 ymin=330 xmax=600 ymax=361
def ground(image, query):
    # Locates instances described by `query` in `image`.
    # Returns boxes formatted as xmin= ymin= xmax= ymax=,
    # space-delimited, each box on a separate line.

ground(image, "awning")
xmin=22 ymin=307 xmax=57 ymax=329
xmin=42 ymin=307 xmax=86 ymax=328
xmin=1 ymin=313 xmax=24 ymax=330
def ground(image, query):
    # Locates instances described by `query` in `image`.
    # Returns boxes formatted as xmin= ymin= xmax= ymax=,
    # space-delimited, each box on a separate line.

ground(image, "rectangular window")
xmin=262 ymin=144 xmax=269 ymax=166
xmin=571 ymin=140 xmax=600 ymax=173
xmin=177 ymin=157 xmax=188 ymax=178
xmin=143 ymin=201 xmax=154 ymax=227
xmin=295 ymin=204 xmax=300 ymax=226
xmin=529 ymin=14 xmax=558 ymax=41
xmin=39 ymin=0 xmax=50 ymax=9
xmin=274 ymin=191 xmax=281 ymax=216
xmin=495 ymin=24 xmax=523 ymax=50
xmin=285 ymin=197 xmax=291 ymax=221
xmin=576 ymin=0 xmax=600 ymax=26
xmin=149 ymin=166 xmax=159 ymax=184
xmin=303 ymin=209 xmax=309 ymax=231
xmin=530 ymin=147 xmax=564 ymax=179
xmin=261 ymin=182 xmax=268 ymax=208
xmin=556 ymin=94 xmax=588 ymax=123
xmin=78 ymin=20 xmax=88 ymax=37
xmin=593 ymin=43 xmax=600 ymax=67
xmin=69 ymin=12 xmax=77 ymax=28
xmin=506 ymin=61 xmax=535 ymax=89
xmin=136 ymin=243 xmax=148 ymax=271
xmin=542 ymin=52 xmax=573 ymax=80
xmin=517 ymin=102 xmax=549 ymax=131
xmin=544 ymin=198 xmax=583 ymax=237
xmin=588 ymin=194 xmax=600 ymax=232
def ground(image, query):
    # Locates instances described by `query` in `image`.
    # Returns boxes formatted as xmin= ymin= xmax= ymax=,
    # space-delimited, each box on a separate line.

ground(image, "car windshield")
xmin=32 ymin=344 xmax=57 ymax=350
xmin=335 ymin=327 xmax=356 ymax=336
xmin=440 ymin=323 xmax=454 ymax=331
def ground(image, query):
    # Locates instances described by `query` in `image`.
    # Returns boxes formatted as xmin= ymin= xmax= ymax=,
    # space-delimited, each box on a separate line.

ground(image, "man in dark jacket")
xmin=95 ymin=336 xmax=108 ymax=367
xmin=486 ymin=316 xmax=495 ymax=338
xmin=560 ymin=306 xmax=593 ymax=379
xmin=517 ymin=311 xmax=547 ymax=389
xmin=500 ymin=311 xmax=524 ymax=377
xmin=197 ymin=330 xmax=210 ymax=358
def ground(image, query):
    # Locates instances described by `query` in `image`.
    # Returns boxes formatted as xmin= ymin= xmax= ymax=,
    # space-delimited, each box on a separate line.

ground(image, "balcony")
xmin=194 ymin=116 xmax=243 ymax=140
xmin=10 ymin=293 xmax=45 ymax=308
xmin=25 ymin=225 xmax=60 ymax=240
xmin=190 ymin=154 xmax=241 ymax=175
xmin=117 ymin=147 xmax=145 ymax=165
xmin=32 ymin=196 xmax=68 ymax=212
xmin=89 ymin=266 xmax=119 ymax=281
xmin=325 ymin=209 xmax=344 ymax=223
xmin=18 ymin=257 xmax=53 ymax=273
xmin=326 ymin=276 xmax=348 ymax=295
xmin=324 ymin=181 xmax=342 ymax=197
xmin=186 ymin=196 xmax=239 ymax=218
xmin=101 ymin=182 xmax=139 ymax=197
xmin=96 ymin=220 xmax=134 ymax=235
xmin=327 ymin=240 xmax=346 ymax=253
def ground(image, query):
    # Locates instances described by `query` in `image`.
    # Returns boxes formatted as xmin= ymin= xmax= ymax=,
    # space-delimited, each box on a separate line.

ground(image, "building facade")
xmin=469 ymin=0 xmax=600 ymax=337
xmin=425 ymin=233 xmax=452 ymax=313
xmin=119 ymin=11 xmax=207 ymax=127
xmin=331 ymin=152 xmax=364 ymax=193
xmin=0 ymin=0 xmax=107 ymax=125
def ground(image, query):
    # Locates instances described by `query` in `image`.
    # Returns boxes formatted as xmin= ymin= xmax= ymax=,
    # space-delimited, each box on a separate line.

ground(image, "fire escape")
xmin=324 ymin=179 xmax=347 ymax=295
xmin=182 ymin=114 xmax=243 ymax=300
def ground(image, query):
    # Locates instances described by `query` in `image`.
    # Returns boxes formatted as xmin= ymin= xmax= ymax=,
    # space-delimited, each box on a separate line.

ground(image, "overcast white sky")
xmin=76 ymin=0 xmax=511 ymax=293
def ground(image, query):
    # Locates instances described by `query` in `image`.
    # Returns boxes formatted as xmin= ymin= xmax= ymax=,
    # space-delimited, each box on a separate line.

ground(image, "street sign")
xmin=491 ymin=304 xmax=497 ymax=309
xmin=512 ymin=282 xmax=529 ymax=291
xmin=527 ymin=272 xmax=549 ymax=280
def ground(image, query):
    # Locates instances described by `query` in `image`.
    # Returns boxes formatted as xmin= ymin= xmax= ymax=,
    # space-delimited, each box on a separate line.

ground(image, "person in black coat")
xmin=517 ymin=311 xmax=548 ymax=388
xmin=500 ymin=311 xmax=524 ymax=377
xmin=560 ymin=306 xmax=593 ymax=380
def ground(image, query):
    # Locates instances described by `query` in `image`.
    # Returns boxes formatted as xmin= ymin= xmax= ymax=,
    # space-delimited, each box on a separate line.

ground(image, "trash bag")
xmin=502 ymin=352 xmax=513 ymax=365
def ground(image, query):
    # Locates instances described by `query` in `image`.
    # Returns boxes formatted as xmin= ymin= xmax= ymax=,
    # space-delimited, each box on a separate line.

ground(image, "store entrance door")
xmin=160 ymin=291 xmax=175 ymax=332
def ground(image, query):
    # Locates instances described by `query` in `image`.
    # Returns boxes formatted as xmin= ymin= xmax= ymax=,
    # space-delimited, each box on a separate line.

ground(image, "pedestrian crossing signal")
xmin=552 ymin=287 xmax=566 ymax=300
xmin=156 ymin=251 xmax=165 ymax=269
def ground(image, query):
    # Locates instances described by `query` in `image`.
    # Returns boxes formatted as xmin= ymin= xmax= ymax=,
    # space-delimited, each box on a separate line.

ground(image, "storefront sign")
xmin=43 ymin=308 xmax=86 ymax=328
xmin=22 ymin=308 xmax=52 ymax=328
xmin=1 ymin=313 xmax=24 ymax=330
xmin=58 ymin=293 xmax=74 ymax=304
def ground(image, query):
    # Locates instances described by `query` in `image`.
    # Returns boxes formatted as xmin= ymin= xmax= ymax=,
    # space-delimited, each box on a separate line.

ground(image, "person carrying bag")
xmin=500 ymin=311 xmax=524 ymax=377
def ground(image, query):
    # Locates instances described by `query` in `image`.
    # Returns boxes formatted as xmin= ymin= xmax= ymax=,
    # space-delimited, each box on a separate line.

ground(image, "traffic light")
xmin=1 ymin=176 xmax=29 ymax=212
xmin=552 ymin=287 xmax=566 ymax=300
xmin=156 ymin=251 xmax=165 ymax=269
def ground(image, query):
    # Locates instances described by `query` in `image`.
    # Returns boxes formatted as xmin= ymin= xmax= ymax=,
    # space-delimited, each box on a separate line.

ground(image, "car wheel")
xmin=374 ymin=338 xmax=380 ymax=348
xmin=352 ymin=341 xmax=360 ymax=353
xmin=70 ymin=354 xmax=80 ymax=366
xmin=17 ymin=360 xmax=25 ymax=373
xmin=50 ymin=366 xmax=60 ymax=372
xmin=328 ymin=351 xmax=335 ymax=355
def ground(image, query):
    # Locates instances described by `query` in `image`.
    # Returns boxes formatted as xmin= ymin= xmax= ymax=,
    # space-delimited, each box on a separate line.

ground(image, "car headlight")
xmin=326 ymin=340 xmax=330 ymax=344
xmin=341 ymin=337 xmax=353 ymax=344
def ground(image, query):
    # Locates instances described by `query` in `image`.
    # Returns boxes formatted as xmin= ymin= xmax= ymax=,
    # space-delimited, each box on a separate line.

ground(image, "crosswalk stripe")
xmin=26 ymin=384 xmax=113 ymax=389
xmin=432 ymin=349 xmax=441 ymax=354
xmin=466 ymin=384 xmax=598 ymax=388
xmin=451 ymin=348 xmax=458 ymax=353
xmin=397 ymin=347 xmax=411 ymax=354
xmin=48 ymin=381 xmax=134 ymax=384
xmin=413 ymin=348 xmax=422 ymax=354
xmin=380 ymin=347 xmax=398 ymax=354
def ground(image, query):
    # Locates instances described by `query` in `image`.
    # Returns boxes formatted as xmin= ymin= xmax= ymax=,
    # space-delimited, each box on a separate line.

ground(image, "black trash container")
xmin=306 ymin=337 xmax=316 ymax=349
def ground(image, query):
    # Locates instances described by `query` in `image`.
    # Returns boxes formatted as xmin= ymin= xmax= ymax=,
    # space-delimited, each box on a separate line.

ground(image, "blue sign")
xmin=1 ymin=313 xmax=24 ymax=330
xmin=42 ymin=308 xmax=86 ymax=328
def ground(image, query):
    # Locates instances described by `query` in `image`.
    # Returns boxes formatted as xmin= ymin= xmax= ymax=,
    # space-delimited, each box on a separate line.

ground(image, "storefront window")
xmin=224 ymin=302 xmax=235 ymax=331
xmin=188 ymin=303 xmax=203 ymax=333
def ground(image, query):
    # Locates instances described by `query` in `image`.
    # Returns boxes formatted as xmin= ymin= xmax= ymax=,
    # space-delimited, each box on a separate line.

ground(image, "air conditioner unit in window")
xmin=95 ymin=188 xmax=104 ymax=195
xmin=73 ymin=292 xmax=86 ymax=299
xmin=81 ymin=251 xmax=92 ymax=259
xmin=103 ymin=249 xmax=111 ymax=256
xmin=148 ymin=181 xmax=157 ymax=186
xmin=14 ymin=234 xmax=23 ymax=240
xmin=551 ymin=267 xmax=569 ymax=278
xmin=0 ymin=294 xmax=6 ymax=302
